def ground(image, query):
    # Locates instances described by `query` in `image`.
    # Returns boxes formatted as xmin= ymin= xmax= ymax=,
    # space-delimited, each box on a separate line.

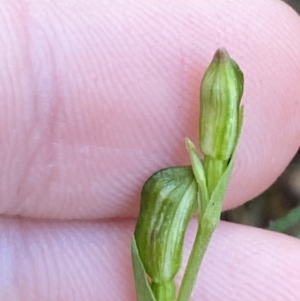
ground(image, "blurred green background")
xmin=221 ymin=0 xmax=300 ymax=237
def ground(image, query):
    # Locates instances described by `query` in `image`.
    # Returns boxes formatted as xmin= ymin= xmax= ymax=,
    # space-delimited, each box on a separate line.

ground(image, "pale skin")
xmin=1 ymin=0 xmax=300 ymax=300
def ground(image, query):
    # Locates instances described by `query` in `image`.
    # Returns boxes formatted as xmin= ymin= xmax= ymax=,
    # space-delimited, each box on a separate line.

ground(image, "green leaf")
xmin=185 ymin=138 xmax=209 ymax=214
xmin=131 ymin=237 xmax=157 ymax=301
xmin=268 ymin=205 xmax=300 ymax=236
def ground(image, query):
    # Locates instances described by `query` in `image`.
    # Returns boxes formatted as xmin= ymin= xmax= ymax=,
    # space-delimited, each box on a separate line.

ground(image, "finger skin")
xmin=1 ymin=217 xmax=300 ymax=301
xmin=0 ymin=0 xmax=300 ymax=219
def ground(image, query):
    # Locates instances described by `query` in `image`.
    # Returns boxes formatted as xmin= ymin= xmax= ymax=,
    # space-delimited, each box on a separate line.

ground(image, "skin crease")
xmin=0 ymin=0 xmax=300 ymax=300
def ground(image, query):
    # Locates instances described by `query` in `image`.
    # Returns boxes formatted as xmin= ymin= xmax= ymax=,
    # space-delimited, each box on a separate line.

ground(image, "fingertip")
xmin=0 ymin=0 xmax=299 ymax=218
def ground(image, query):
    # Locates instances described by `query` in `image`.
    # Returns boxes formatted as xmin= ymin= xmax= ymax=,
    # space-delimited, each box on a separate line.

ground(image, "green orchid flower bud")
xmin=199 ymin=48 xmax=244 ymax=161
xmin=134 ymin=166 xmax=197 ymax=299
xmin=132 ymin=48 xmax=245 ymax=301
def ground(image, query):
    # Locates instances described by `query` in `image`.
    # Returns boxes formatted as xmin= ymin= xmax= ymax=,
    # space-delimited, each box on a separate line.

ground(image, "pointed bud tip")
xmin=213 ymin=48 xmax=230 ymax=62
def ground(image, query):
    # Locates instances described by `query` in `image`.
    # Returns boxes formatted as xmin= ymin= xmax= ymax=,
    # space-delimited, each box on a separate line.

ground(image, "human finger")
xmin=1 ymin=217 xmax=299 ymax=300
xmin=0 ymin=0 xmax=299 ymax=219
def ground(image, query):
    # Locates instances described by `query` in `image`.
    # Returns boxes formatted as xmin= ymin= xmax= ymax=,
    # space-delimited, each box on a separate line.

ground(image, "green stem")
xmin=151 ymin=281 xmax=175 ymax=301
xmin=176 ymin=220 xmax=217 ymax=301
xmin=203 ymin=157 xmax=227 ymax=197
